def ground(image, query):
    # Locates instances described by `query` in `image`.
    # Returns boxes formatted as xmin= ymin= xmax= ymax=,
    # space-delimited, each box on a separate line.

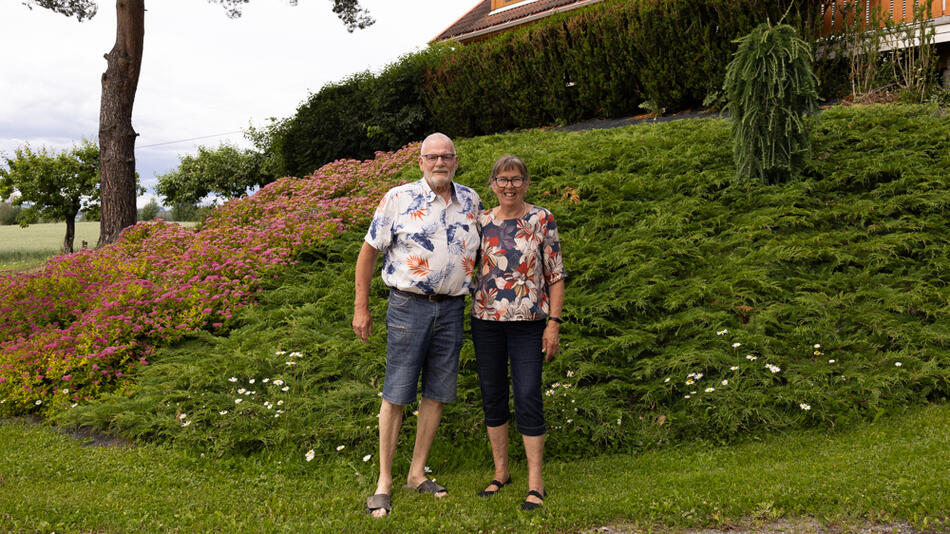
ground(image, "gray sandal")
xmin=405 ymin=479 xmax=447 ymax=496
xmin=365 ymin=493 xmax=391 ymax=516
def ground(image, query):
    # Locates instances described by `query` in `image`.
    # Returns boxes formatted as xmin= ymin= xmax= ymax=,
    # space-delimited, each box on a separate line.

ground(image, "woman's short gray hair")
xmin=490 ymin=155 xmax=529 ymax=183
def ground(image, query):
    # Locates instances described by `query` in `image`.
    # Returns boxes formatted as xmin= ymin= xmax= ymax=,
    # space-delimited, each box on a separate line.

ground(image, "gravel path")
xmin=585 ymin=518 xmax=922 ymax=533
xmin=553 ymin=109 xmax=725 ymax=132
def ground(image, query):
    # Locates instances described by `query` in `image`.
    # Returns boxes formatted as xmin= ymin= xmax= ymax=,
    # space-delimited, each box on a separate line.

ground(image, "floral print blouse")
xmin=472 ymin=205 xmax=566 ymax=321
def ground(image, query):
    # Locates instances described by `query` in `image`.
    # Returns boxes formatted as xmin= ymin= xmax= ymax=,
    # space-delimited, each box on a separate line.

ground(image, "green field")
xmin=0 ymin=222 xmax=99 ymax=271
xmin=0 ymin=221 xmax=194 ymax=271
xmin=0 ymin=221 xmax=101 ymax=252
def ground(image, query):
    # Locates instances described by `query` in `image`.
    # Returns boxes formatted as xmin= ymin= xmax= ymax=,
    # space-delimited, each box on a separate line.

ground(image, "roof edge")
xmin=430 ymin=0 xmax=603 ymax=44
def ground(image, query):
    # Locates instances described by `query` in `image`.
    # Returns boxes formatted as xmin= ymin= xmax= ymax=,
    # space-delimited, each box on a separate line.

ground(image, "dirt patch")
xmin=553 ymin=109 xmax=723 ymax=133
xmin=65 ymin=424 xmax=131 ymax=448
xmin=3 ymin=416 xmax=131 ymax=448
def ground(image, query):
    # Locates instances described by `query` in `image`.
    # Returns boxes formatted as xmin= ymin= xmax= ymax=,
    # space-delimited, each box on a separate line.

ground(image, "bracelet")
xmin=548 ymin=316 xmax=563 ymax=324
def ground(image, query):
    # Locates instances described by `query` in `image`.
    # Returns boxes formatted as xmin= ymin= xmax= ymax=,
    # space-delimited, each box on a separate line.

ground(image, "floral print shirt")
xmin=365 ymin=179 xmax=482 ymax=296
xmin=472 ymin=205 xmax=566 ymax=321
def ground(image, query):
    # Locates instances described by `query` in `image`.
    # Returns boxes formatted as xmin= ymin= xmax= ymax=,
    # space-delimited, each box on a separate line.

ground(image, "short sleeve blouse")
xmin=471 ymin=205 xmax=566 ymax=321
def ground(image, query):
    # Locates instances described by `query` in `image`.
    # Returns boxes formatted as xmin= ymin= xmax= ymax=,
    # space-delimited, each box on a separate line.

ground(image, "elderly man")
xmin=353 ymin=132 xmax=481 ymax=518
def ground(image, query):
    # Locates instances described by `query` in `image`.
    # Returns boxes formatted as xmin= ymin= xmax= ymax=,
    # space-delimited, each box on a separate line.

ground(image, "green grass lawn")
xmin=2 ymin=403 xmax=947 ymax=533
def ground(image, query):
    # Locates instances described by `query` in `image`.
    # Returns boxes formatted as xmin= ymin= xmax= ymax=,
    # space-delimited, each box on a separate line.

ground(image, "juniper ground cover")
xmin=19 ymin=103 xmax=942 ymax=468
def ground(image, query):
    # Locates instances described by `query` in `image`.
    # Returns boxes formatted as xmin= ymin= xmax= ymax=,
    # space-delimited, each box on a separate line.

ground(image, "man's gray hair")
xmin=421 ymin=132 xmax=455 ymax=155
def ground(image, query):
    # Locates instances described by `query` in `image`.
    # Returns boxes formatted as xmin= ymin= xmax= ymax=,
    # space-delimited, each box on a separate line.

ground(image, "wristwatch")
xmin=548 ymin=316 xmax=563 ymax=324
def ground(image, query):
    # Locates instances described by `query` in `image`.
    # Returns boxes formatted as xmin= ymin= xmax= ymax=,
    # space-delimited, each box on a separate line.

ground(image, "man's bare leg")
xmin=405 ymin=397 xmax=446 ymax=496
xmin=371 ymin=399 xmax=403 ymax=517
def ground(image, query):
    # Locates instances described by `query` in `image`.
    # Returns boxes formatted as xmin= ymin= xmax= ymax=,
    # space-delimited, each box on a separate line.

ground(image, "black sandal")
xmin=476 ymin=476 xmax=512 ymax=497
xmin=521 ymin=489 xmax=546 ymax=511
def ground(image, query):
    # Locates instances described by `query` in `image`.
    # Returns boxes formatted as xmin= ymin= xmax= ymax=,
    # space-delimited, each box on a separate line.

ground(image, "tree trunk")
xmin=96 ymin=0 xmax=144 ymax=248
xmin=63 ymin=215 xmax=76 ymax=254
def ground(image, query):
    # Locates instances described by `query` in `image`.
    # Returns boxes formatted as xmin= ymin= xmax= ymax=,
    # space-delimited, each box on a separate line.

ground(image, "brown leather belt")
xmin=392 ymin=288 xmax=463 ymax=302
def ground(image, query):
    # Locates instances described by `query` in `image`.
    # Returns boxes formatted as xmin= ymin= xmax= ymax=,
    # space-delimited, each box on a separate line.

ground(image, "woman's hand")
xmin=541 ymin=321 xmax=560 ymax=361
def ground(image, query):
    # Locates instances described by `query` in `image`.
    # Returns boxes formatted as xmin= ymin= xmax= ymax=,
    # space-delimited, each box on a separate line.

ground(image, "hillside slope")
xmin=61 ymin=104 xmax=950 ymax=462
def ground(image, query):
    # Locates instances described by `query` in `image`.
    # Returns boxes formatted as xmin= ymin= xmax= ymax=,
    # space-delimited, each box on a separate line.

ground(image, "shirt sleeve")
xmin=365 ymin=190 xmax=399 ymax=252
xmin=541 ymin=211 xmax=566 ymax=286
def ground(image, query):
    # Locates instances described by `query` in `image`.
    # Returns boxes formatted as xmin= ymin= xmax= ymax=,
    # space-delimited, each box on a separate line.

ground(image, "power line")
xmin=137 ymin=130 xmax=245 ymax=149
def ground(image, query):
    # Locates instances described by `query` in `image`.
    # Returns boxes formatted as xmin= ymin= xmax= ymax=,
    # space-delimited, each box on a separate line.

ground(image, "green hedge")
xmin=277 ymin=0 xmax=833 ymax=176
xmin=277 ymin=47 xmax=451 ymax=178
xmin=424 ymin=0 xmax=826 ymax=137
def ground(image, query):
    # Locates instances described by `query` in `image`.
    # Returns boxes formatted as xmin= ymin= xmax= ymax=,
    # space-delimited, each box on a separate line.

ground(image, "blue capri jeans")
xmin=470 ymin=317 xmax=546 ymax=437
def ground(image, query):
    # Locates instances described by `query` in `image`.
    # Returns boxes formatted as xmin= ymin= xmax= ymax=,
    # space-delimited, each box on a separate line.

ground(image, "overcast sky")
xmin=0 ymin=0 xmax=479 ymax=207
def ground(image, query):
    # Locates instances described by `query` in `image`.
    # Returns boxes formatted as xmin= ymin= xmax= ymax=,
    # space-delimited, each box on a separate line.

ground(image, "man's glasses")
xmin=421 ymin=153 xmax=457 ymax=162
xmin=492 ymin=176 xmax=525 ymax=187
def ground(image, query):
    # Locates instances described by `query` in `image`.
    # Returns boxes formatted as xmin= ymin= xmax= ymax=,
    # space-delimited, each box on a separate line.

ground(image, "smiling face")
xmin=491 ymin=166 xmax=529 ymax=212
xmin=419 ymin=134 xmax=458 ymax=191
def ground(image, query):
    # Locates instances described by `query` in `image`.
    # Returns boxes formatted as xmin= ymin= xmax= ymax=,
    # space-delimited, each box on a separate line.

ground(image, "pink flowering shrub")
xmin=0 ymin=144 xmax=419 ymax=415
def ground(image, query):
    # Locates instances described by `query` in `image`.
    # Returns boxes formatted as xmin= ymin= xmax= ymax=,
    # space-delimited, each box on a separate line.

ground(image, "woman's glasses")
xmin=492 ymin=176 xmax=525 ymax=187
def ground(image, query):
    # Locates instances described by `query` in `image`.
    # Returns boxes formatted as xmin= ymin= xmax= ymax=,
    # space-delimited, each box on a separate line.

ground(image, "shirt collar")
xmin=419 ymin=178 xmax=457 ymax=205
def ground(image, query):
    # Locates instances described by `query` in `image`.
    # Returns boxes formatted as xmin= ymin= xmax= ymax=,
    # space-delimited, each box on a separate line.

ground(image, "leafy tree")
xmin=138 ymin=197 xmax=160 ymax=221
xmin=156 ymin=143 xmax=269 ymax=206
xmin=723 ymin=22 xmax=818 ymax=185
xmin=23 ymin=0 xmax=373 ymax=248
xmin=278 ymin=49 xmax=437 ymax=177
xmin=0 ymin=141 xmax=100 ymax=253
xmin=170 ymin=202 xmax=201 ymax=222
xmin=0 ymin=202 xmax=22 ymax=226
xmin=244 ymin=117 xmax=290 ymax=182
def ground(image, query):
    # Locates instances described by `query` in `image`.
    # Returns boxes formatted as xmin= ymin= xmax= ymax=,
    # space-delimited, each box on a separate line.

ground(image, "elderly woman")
xmin=471 ymin=154 xmax=566 ymax=511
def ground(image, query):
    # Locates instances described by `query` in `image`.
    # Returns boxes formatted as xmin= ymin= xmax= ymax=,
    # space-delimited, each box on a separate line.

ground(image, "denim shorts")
xmin=471 ymin=317 xmax=546 ymax=436
xmin=382 ymin=289 xmax=465 ymax=405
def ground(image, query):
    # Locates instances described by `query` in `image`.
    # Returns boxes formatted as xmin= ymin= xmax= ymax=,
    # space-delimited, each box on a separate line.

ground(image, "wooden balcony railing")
xmin=822 ymin=1 xmax=949 ymax=33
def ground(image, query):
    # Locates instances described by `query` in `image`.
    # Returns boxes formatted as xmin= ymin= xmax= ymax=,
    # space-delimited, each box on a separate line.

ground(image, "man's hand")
xmin=353 ymin=306 xmax=372 ymax=344
xmin=541 ymin=321 xmax=559 ymax=361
